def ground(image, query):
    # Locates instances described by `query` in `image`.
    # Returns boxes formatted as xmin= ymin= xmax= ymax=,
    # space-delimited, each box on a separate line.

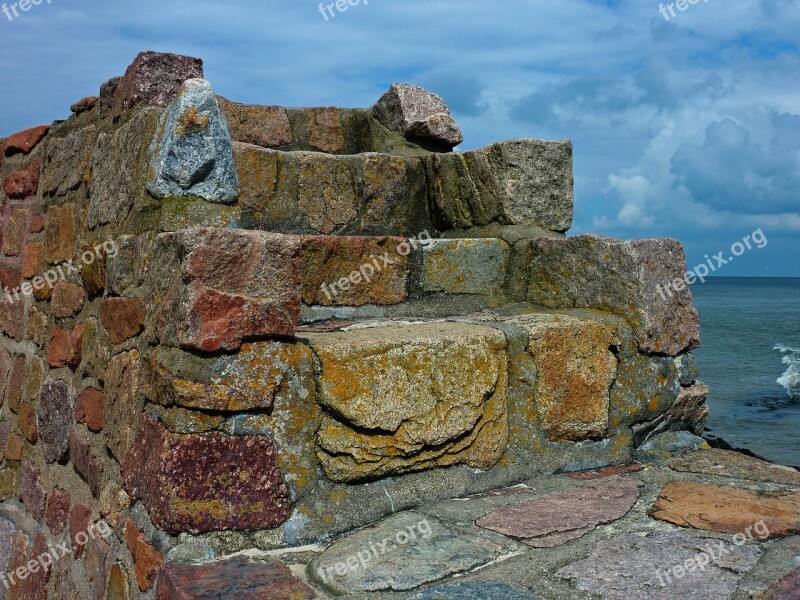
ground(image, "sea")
xmin=691 ymin=277 xmax=800 ymax=467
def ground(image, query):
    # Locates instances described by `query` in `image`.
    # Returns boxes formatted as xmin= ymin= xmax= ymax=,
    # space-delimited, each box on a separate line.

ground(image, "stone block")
xmin=419 ymin=238 xmax=509 ymax=296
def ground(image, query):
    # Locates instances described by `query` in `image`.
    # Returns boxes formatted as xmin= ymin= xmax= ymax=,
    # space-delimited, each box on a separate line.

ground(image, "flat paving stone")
xmin=156 ymin=555 xmax=317 ymax=599
xmin=476 ymin=478 xmax=641 ymax=547
xmin=651 ymin=481 xmax=800 ymax=538
xmin=306 ymin=511 xmax=516 ymax=595
xmin=669 ymin=449 xmax=800 ymax=485
xmin=412 ymin=581 xmax=542 ymax=599
xmin=557 ymin=531 xmax=761 ymax=600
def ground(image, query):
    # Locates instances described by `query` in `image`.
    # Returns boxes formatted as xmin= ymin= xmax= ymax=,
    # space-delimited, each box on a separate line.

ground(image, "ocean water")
xmin=691 ymin=277 xmax=800 ymax=466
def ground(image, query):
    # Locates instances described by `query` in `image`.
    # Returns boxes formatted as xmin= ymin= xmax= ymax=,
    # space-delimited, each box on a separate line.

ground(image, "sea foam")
xmin=775 ymin=344 xmax=800 ymax=400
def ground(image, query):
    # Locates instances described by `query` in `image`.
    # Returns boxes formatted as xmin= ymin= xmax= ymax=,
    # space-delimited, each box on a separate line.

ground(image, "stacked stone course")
xmin=0 ymin=50 xmax=714 ymax=598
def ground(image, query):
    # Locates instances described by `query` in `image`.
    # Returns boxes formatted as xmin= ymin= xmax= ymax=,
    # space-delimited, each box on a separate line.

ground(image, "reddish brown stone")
xmin=3 ymin=160 xmax=41 ymax=199
xmin=75 ymin=388 xmax=104 ymax=433
xmin=4 ymin=433 xmax=23 ymax=461
xmin=45 ymin=487 xmax=71 ymax=534
xmin=85 ymin=530 xmax=112 ymax=600
xmin=651 ymin=481 xmax=800 ymax=538
xmin=70 ymin=427 xmax=104 ymax=498
xmin=45 ymin=203 xmax=76 ymax=264
xmin=0 ymin=268 xmax=20 ymax=292
xmin=99 ymin=298 xmax=145 ymax=344
xmin=6 ymin=531 xmax=28 ymax=598
xmin=2 ymin=207 xmax=30 ymax=257
xmin=0 ymin=298 xmax=24 ymax=340
xmin=113 ymin=51 xmax=203 ymax=118
xmin=21 ymin=533 xmax=53 ymax=599
xmin=669 ymin=448 xmax=800 ymax=486
xmin=150 ymin=228 xmax=301 ymax=352
xmin=38 ymin=380 xmax=73 ymax=463
xmin=218 ymin=97 xmax=293 ymax=148
xmin=19 ymin=460 xmax=46 ymax=520
xmin=3 ymin=125 xmax=49 ymax=156
xmin=124 ymin=521 xmax=163 ymax=592
xmin=122 ymin=416 xmax=291 ymax=535
xmin=301 ymin=235 xmax=409 ymax=306
xmin=48 ymin=324 xmax=84 ymax=369
xmin=28 ymin=214 xmax=45 ymax=234
xmin=21 ymin=242 xmax=44 ymax=280
xmin=306 ymin=107 xmax=345 ymax=153
xmin=6 ymin=355 xmax=25 ymax=412
xmin=69 ymin=504 xmax=92 ymax=559
xmin=567 ymin=463 xmax=645 ymax=481
xmin=70 ymin=96 xmax=98 ymax=114
xmin=18 ymin=403 xmax=38 ymax=444
xmin=106 ymin=563 xmax=129 ymax=600
xmin=765 ymin=569 xmax=800 ymax=600
xmin=51 ymin=280 xmax=85 ymax=319
xmin=156 ymin=556 xmax=318 ymax=600
xmin=477 ymin=479 xmax=642 ymax=547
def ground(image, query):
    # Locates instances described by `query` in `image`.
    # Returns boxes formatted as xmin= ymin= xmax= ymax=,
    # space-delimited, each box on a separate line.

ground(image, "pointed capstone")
xmin=147 ymin=78 xmax=240 ymax=203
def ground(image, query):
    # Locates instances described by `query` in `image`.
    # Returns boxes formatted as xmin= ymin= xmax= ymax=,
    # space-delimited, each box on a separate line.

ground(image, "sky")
xmin=0 ymin=0 xmax=798 ymax=276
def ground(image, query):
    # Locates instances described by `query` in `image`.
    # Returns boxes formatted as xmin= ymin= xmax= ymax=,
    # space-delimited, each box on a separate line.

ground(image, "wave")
xmin=774 ymin=344 xmax=800 ymax=400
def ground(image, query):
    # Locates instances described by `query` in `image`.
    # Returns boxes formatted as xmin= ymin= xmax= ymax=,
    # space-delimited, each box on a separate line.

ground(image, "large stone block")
xmin=218 ymin=96 xmax=293 ymax=148
xmin=3 ymin=125 xmax=49 ymax=156
xmin=526 ymin=235 xmax=701 ymax=355
xmin=41 ymin=126 xmax=97 ymax=197
xmin=147 ymin=227 xmax=301 ymax=352
xmin=104 ymin=350 xmax=141 ymax=462
xmin=505 ymin=313 xmax=618 ymax=442
xmin=428 ymin=139 xmax=574 ymax=233
xmin=143 ymin=341 xmax=313 ymax=412
xmin=147 ymin=79 xmax=240 ymax=203
xmin=307 ymin=321 xmax=508 ymax=482
xmin=38 ymin=380 xmax=73 ymax=463
xmin=122 ymin=416 xmax=291 ymax=535
xmin=632 ymin=382 xmax=709 ymax=445
xmin=419 ymin=238 xmax=509 ymax=296
xmin=301 ymin=235 xmax=409 ymax=306
xmin=3 ymin=160 xmax=41 ymax=199
xmin=113 ymin=51 xmax=204 ymax=117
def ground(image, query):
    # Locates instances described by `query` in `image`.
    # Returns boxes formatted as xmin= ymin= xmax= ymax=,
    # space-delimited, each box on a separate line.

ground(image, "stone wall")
xmin=0 ymin=51 xmax=706 ymax=598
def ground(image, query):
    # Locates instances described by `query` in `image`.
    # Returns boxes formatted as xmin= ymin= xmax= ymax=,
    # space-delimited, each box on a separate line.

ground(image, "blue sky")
xmin=1 ymin=0 xmax=798 ymax=275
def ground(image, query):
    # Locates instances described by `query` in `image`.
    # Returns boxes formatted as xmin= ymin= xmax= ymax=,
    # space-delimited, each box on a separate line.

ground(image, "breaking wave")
xmin=775 ymin=344 xmax=800 ymax=400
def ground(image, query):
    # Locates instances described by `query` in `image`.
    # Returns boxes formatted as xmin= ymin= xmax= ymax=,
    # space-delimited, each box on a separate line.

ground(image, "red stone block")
xmin=18 ymin=403 xmax=38 ymax=444
xmin=75 ymin=388 xmax=104 ymax=433
xmin=70 ymin=427 xmax=104 ymax=498
xmin=124 ymin=520 xmax=163 ymax=592
xmin=0 ymin=298 xmax=24 ymax=340
xmin=4 ymin=433 xmax=23 ymax=461
xmin=3 ymin=125 xmax=49 ymax=156
xmin=48 ymin=324 xmax=85 ymax=369
xmin=0 ymin=268 xmax=20 ymax=292
xmin=69 ymin=504 xmax=92 ymax=559
xmin=99 ymin=298 xmax=145 ymax=344
xmin=45 ymin=487 xmax=71 ymax=535
xmin=122 ymin=416 xmax=291 ymax=535
xmin=2 ymin=207 xmax=30 ymax=257
xmin=156 ymin=556 xmax=318 ymax=600
xmin=28 ymin=214 xmax=45 ymax=234
xmin=21 ymin=241 xmax=44 ymax=280
xmin=3 ymin=160 xmax=41 ymax=199
xmin=19 ymin=460 xmax=46 ymax=520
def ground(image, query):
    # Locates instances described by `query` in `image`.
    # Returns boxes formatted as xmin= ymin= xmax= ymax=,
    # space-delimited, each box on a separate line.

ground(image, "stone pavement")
xmin=132 ymin=440 xmax=800 ymax=599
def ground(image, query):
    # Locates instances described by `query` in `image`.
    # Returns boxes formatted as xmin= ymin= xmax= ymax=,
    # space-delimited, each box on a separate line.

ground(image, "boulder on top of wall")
xmin=371 ymin=83 xmax=463 ymax=148
xmin=112 ymin=51 xmax=204 ymax=118
xmin=147 ymin=79 xmax=240 ymax=204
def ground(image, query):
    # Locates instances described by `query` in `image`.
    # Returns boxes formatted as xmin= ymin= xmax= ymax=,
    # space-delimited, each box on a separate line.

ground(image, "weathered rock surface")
xmin=308 ymin=321 xmax=508 ymax=482
xmin=651 ymin=481 xmax=800 ymax=537
xmin=41 ymin=126 xmax=96 ymax=197
xmin=147 ymin=79 xmax=240 ymax=203
xmin=104 ymin=350 xmax=141 ymax=461
xmin=669 ymin=448 xmax=800 ymax=485
xmin=307 ymin=511 xmax=515 ymax=595
xmin=143 ymin=341 xmax=313 ymax=412
xmin=526 ymin=235 xmax=701 ymax=355
xmin=37 ymin=380 xmax=73 ymax=463
xmin=3 ymin=124 xmax=49 ymax=156
xmin=765 ymin=569 xmax=800 ymax=600
xmin=99 ymin=297 xmax=146 ymax=344
xmin=372 ymin=83 xmax=463 ymax=148
xmin=157 ymin=556 xmax=318 ymax=599
xmin=3 ymin=159 xmax=41 ymax=199
xmin=413 ymin=581 xmax=542 ymax=599
xmin=122 ymin=416 xmax=291 ymax=535
xmin=218 ymin=96 xmax=293 ymax=148
xmin=632 ymin=382 xmax=709 ymax=445
xmin=420 ymin=238 xmax=509 ymax=296
xmin=558 ymin=531 xmax=761 ymax=600
xmin=147 ymin=227 xmax=301 ymax=352
xmin=477 ymin=478 xmax=641 ymax=546
xmin=113 ymin=51 xmax=204 ymax=117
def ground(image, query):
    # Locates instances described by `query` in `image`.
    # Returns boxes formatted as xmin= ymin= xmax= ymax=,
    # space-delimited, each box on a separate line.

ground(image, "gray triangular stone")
xmin=147 ymin=78 xmax=240 ymax=203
